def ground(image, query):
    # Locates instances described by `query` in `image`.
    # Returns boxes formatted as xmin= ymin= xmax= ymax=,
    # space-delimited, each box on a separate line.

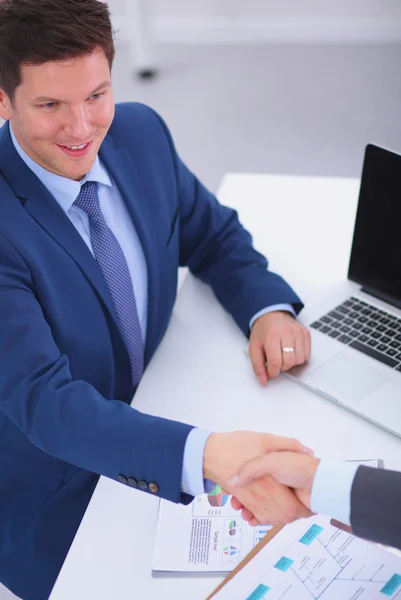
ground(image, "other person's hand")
xmin=203 ymin=433 xmax=314 ymax=526
xmin=228 ymin=451 xmax=319 ymax=524
xmin=249 ymin=311 xmax=311 ymax=384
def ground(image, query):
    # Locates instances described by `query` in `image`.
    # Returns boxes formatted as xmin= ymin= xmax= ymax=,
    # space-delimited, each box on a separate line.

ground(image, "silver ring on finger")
xmin=281 ymin=346 xmax=295 ymax=353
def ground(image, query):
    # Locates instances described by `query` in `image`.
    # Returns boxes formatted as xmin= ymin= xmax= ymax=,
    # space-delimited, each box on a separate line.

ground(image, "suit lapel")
xmin=0 ymin=123 xmax=160 ymax=364
xmin=0 ymin=124 xmax=119 ymax=331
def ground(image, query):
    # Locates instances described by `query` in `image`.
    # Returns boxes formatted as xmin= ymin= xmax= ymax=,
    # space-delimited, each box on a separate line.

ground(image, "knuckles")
xmin=268 ymin=357 xmax=281 ymax=370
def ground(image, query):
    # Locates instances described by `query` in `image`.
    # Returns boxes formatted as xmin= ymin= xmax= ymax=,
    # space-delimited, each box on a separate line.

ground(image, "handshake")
xmin=203 ymin=431 xmax=320 ymax=527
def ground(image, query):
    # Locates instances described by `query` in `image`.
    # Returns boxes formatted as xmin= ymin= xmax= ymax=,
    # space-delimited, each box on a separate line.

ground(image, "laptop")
xmin=287 ymin=144 xmax=401 ymax=437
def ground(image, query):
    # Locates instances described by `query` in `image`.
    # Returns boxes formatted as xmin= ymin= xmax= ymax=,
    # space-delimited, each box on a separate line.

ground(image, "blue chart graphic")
xmin=299 ymin=524 xmax=324 ymax=546
xmin=255 ymin=525 xmax=272 ymax=544
xmin=244 ymin=517 xmax=401 ymax=599
xmin=246 ymin=584 xmax=270 ymax=600
xmin=275 ymin=556 xmax=294 ymax=572
xmin=381 ymin=574 xmax=401 ymax=596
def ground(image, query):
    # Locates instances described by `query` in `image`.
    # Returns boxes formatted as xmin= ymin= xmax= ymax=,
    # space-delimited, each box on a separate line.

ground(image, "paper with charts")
xmin=152 ymin=484 xmax=273 ymax=572
xmin=212 ymin=514 xmax=401 ymax=600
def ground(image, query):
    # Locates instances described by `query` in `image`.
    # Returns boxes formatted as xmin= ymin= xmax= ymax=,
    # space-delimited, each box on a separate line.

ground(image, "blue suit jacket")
xmin=0 ymin=103 xmax=302 ymax=599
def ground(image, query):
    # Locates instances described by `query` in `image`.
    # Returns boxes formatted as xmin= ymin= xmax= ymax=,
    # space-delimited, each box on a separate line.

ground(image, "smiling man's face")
xmin=0 ymin=47 xmax=115 ymax=181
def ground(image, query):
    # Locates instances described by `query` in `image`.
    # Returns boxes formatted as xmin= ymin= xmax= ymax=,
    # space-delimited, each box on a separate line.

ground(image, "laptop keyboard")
xmin=311 ymin=297 xmax=401 ymax=372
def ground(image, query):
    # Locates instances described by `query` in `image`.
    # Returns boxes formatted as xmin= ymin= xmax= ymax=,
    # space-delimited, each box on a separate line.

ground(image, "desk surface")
xmin=50 ymin=174 xmax=401 ymax=599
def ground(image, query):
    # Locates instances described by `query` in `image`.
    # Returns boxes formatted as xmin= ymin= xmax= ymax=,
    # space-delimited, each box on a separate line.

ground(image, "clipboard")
xmin=206 ymin=524 xmax=285 ymax=599
xmin=205 ymin=519 xmax=401 ymax=600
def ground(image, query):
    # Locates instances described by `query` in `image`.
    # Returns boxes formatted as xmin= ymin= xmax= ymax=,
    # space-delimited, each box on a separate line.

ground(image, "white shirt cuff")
xmin=310 ymin=460 xmax=359 ymax=526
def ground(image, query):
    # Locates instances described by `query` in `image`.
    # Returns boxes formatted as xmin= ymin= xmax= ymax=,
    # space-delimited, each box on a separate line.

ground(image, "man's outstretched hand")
xmin=227 ymin=451 xmax=320 ymax=525
xmin=203 ymin=433 xmax=314 ymax=526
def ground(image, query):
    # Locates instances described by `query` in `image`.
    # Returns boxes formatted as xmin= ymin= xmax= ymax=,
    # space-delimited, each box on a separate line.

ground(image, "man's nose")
xmin=63 ymin=106 xmax=91 ymax=141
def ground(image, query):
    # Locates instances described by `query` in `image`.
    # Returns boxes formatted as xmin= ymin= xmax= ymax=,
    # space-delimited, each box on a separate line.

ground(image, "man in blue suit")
xmin=0 ymin=1 xmax=312 ymax=598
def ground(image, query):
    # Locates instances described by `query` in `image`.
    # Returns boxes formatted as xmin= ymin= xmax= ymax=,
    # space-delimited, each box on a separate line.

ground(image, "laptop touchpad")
xmin=311 ymin=353 xmax=390 ymax=403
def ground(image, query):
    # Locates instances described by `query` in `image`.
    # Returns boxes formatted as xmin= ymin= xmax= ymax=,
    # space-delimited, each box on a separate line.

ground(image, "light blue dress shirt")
xmin=311 ymin=460 xmax=359 ymax=525
xmin=10 ymin=126 xmax=294 ymax=497
xmin=249 ymin=305 xmax=295 ymax=329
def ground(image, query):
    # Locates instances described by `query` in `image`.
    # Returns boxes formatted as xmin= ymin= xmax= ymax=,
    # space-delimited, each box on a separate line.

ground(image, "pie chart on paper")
xmin=224 ymin=545 xmax=239 ymax=557
xmin=207 ymin=484 xmax=229 ymax=508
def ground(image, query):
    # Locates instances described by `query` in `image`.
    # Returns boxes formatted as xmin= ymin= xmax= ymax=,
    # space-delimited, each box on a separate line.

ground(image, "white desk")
xmin=50 ymin=174 xmax=401 ymax=599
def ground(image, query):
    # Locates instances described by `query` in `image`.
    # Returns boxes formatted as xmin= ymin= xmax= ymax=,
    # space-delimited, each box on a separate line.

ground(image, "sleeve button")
xmin=149 ymin=482 xmax=159 ymax=494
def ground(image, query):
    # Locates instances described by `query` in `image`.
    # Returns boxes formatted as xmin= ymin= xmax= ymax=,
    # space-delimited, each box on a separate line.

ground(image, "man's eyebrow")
xmin=33 ymin=81 xmax=111 ymax=103
xmin=90 ymin=81 xmax=112 ymax=94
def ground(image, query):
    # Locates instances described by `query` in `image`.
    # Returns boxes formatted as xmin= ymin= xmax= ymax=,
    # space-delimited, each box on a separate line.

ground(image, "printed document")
xmin=153 ymin=484 xmax=272 ymax=572
xmin=212 ymin=514 xmax=401 ymax=599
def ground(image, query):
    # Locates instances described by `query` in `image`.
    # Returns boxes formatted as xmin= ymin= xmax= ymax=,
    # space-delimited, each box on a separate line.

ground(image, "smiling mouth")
xmin=63 ymin=143 xmax=88 ymax=150
xmin=56 ymin=141 xmax=94 ymax=157
xmin=58 ymin=142 xmax=92 ymax=149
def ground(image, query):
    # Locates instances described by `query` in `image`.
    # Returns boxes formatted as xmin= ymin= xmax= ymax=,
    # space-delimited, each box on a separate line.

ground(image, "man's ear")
xmin=0 ymin=89 xmax=13 ymax=121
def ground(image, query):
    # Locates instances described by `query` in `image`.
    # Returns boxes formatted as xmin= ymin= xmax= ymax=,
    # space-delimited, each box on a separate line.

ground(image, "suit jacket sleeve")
xmin=0 ymin=232 xmax=193 ymax=504
xmin=351 ymin=465 xmax=401 ymax=550
xmin=149 ymin=108 xmax=303 ymax=336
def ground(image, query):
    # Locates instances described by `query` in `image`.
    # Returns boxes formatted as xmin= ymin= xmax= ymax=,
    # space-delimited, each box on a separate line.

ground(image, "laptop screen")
xmin=348 ymin=144 xmax=401 ymax=308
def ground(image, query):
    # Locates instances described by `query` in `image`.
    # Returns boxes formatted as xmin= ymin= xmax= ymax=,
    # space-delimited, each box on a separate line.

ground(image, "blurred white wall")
xmin=151 ymin=0 xmax=401 ymax=19
xmin=109 ymin=0 xmax=401 ymax=44
xmin=110 ymin=0 xmax=401 ymax=44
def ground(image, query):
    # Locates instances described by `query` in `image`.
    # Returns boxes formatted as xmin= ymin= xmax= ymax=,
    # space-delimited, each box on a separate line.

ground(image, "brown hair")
xmin=0 ymin=0 xmax=116 ymax=102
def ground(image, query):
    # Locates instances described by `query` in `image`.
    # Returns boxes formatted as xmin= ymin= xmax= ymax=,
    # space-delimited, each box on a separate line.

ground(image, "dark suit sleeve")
xmin=351 ymin=465 xmax=401 ymax=550
xmin=0 ymin=233 xmax=193 ymax=504
xmin=149 ymin=108 xmax=303 ymax=336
